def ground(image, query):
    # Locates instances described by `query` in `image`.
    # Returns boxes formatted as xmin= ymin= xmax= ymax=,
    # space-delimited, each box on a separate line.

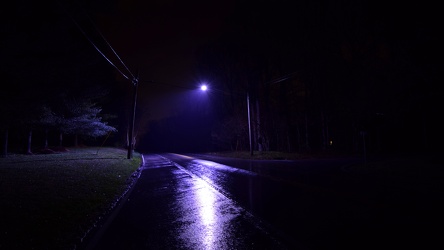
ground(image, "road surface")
xmin=83 ymin=153 xmax=443 ymax=249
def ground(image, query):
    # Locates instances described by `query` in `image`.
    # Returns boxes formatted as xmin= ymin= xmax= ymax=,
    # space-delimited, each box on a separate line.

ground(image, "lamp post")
xmin=197 ymin=72 xmax=300 ymax=157
xmin=247 ymin=92 xmax=253 ymax=156
xmin=200 ymin=84 xmax=253 ymax=156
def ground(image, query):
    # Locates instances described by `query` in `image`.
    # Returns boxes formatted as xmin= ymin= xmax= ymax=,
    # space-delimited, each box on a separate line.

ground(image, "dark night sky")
xmin=89 ymin=0 xmax=442 ymax=120
xmin=2 ymin=0 xmax=236 ymax=120
xmin=3 ymin=0 xmax=441 ymax=120
xmin=2 ymin=0 xmax=443 ymax=152
xmin=92 ymin=0 xmax=237 ymax=120
xmin=92 ymin=0 xmax=443 ymax=153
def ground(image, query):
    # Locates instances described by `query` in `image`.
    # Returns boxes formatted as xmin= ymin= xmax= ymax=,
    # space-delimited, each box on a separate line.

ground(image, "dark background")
xmin=1 ymin=0 xmax=443 ymax=155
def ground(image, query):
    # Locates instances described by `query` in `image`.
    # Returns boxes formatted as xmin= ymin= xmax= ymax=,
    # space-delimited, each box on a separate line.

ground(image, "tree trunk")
xmin=74 ymin=134 xmax=78 ymax=147
xmin=422 ymin=112 xmax=428 ymax=151
xmin=126 ymin=127 xmax=129 ymax=148
xmin=2 ymin=129 xmax=8 ymax=157
xmin=305 ymin=114 xmax=310 ymax=152
xmin=286 ymin=131 xmax=291 ymax=153
xmin=352 ymin=122 xmax=358 ymax=153
xmin=320 ymin=111 xmax=328 ymax=151
xmin=255 ymin=98 xmax=262 ymax=152
xmin=26 ymin=130 xmax=32 ymax=154
xmin=44 ymin=129 xmax=49 ymax=149
xmin=296 ymin=122 xmax=301 ymax=152
xmin=59 ymin=132 xmax=63 ymax=147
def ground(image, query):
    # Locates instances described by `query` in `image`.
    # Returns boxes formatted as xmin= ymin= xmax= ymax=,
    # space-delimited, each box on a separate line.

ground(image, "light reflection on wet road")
xmin=85 ymin=153 xmax=442 ymax=250
xmin=159 ymin=153 xmax=444 ymax=250
xmin=85 ymin=154 xmax=288 ymax=250
xmin=171 ymin=162 xmax=242 ymax=249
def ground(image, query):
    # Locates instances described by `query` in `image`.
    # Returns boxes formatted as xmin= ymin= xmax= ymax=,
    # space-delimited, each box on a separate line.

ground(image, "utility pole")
xmin=127 ymin=73 xmax=139 ymax=159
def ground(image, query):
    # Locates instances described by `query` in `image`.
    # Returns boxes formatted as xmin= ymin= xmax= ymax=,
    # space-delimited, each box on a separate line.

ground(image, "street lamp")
xmin=196 ymin=72 xmax=299 ymax=156
xmin=246 ymin=92 xmax=252 ymax=156
xmin=200 ymin=85 xmax=253 ymax=156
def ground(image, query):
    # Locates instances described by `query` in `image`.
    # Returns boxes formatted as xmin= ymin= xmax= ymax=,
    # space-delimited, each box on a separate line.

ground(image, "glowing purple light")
xmin=200 ymin=84 xmax=208 ymax=91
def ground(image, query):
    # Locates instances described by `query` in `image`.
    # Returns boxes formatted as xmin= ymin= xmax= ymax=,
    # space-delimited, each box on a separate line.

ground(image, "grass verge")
xmin=0 ymin=147 xmax=142 ymax=250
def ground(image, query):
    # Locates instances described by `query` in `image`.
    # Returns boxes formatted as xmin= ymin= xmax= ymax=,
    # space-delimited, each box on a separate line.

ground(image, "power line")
xmin=74 ymin=19 xmax=131 ymax=80
xmin=140 ymin=80 xmax=195 ymax=91
xmin=84 ymin=11 xmax=136 ymax=80
xmin=57 ymin=1 xmax=139 ymax=159
xmin=266 ymin=71 xmax=299 ymax=85
xmin=57 ymin=1 xmax=132 ymax=81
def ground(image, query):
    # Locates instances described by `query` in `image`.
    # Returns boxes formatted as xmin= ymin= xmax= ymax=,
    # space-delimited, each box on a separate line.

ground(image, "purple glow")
xmin=200 ymin=84 xmax=208 ymax=91
xmin=174 ymin=165 xmax=238 ymax=249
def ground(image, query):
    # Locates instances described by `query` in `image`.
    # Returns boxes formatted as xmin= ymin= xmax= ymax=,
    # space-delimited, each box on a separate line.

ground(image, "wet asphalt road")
xmin=83 ymin=154 xmax=289 ymax=250
xmin=83 ymin=153 xmax=443 ymax=250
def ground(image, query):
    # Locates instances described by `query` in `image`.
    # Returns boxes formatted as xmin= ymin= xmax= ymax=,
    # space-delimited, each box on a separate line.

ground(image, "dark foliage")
xmin=187 ymin=0 xmax=444 ymax=154
xmin=0 ymin=0 xmax=122 ymax=154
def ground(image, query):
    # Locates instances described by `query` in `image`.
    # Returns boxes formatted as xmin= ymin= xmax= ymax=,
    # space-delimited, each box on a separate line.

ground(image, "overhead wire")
xmin=74 ymin=19 xmax=131 ymax=80
xmin=140 ymin=80 xmax=194 ymax=91
xmin=58 ymin=1 xmax=298 ymax=91
xmin=57 ymin=1 xmax=132 ymax=81
xmin=267 ymin=71 xmax=299 ymax=85
xmin=83 ymin=10 xmax=136 ymax=80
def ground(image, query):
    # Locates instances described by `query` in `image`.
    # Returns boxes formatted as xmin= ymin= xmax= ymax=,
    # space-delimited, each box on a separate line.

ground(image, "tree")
xmin=1 ymin=0 xmax=119 ymax=153
xmin=38 ymin=106 xmax=59 ymax=149
xmin=58 ymin=96 xmax=117 ymax=147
